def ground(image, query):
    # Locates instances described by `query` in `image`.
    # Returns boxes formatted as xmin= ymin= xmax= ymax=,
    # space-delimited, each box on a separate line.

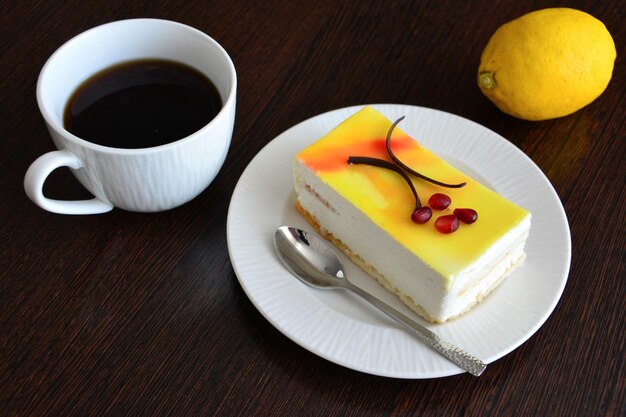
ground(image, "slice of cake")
xmin=293 ymin=106 xmax=531 ymax=323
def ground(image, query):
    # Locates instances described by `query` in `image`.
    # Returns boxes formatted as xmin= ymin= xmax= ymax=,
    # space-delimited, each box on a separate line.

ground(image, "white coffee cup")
xmin=25 ymin=19 xmax=237 ymax=214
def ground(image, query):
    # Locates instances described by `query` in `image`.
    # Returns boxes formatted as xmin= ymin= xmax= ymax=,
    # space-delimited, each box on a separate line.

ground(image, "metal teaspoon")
xmin=274 ymin=226 xmax=486 ymax=377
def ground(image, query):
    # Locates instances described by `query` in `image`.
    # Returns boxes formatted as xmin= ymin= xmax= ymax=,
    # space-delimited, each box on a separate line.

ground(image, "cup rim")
xmin=36 ymin=18 xmax=237 ymax=155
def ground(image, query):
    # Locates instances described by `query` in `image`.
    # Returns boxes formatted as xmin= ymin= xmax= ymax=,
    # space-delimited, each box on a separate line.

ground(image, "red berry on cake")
xmin=454 ymin=208 xmax=478 ymax=224
xmin=411 ymin=207 xmax=433 ymax=224
xmin=435 ymin=214 xmax=460 ymax=234
xmin=429 ymin=193 xmax=452 ymax=210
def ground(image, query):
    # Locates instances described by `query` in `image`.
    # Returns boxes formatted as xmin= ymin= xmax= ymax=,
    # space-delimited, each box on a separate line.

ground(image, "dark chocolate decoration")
xmin=385 ymin=116 xmax=466 ymax=188
xmin=347 ymin=156 xmax=422 ymax=210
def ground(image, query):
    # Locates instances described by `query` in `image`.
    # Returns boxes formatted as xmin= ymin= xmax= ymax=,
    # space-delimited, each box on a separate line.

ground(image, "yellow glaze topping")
xmin=295 ymin=106 xmax=530 ymax=281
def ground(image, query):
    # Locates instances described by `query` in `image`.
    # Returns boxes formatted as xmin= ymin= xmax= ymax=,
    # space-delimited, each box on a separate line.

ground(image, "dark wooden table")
xmin=1 ymin=1 xmax=624 ymax=416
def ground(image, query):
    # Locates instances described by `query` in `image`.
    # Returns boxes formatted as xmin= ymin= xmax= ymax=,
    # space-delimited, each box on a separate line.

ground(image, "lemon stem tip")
xmin=479 ymin=72 xmax=496 ymax=89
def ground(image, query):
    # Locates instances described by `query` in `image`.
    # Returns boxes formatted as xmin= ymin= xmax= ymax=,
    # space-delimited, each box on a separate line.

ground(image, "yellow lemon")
xmin=478 ymin=8 xmax=616 ymax=121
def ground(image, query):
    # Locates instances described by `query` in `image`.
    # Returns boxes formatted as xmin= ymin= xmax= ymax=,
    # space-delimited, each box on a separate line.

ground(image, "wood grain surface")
xmin=0 ymin=1 xmax=624 ymax=416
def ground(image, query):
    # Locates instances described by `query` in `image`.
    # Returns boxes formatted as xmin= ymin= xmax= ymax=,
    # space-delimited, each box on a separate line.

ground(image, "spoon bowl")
xmin=274 ymin=225 xmax=487 ymax=377
xmin=275 ymin=226 xmax=345 ymax=288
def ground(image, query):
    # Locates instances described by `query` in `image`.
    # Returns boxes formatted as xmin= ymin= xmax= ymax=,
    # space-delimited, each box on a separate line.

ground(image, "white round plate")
xmin=226 ymin=104 xmax=571 ymax=378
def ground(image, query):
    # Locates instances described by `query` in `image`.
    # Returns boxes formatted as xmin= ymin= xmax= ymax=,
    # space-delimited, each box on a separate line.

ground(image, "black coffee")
xmin=63 ymin=59 xmax=222 ymax=149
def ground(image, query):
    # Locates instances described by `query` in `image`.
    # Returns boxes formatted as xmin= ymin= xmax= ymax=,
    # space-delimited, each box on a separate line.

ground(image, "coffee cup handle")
xmin=24 ymin=150 xmax=114 ymax=215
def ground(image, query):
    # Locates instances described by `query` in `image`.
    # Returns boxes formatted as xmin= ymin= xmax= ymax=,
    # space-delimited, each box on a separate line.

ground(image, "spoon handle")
xmin=345 ymin=282 xmax=486 ymax=377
